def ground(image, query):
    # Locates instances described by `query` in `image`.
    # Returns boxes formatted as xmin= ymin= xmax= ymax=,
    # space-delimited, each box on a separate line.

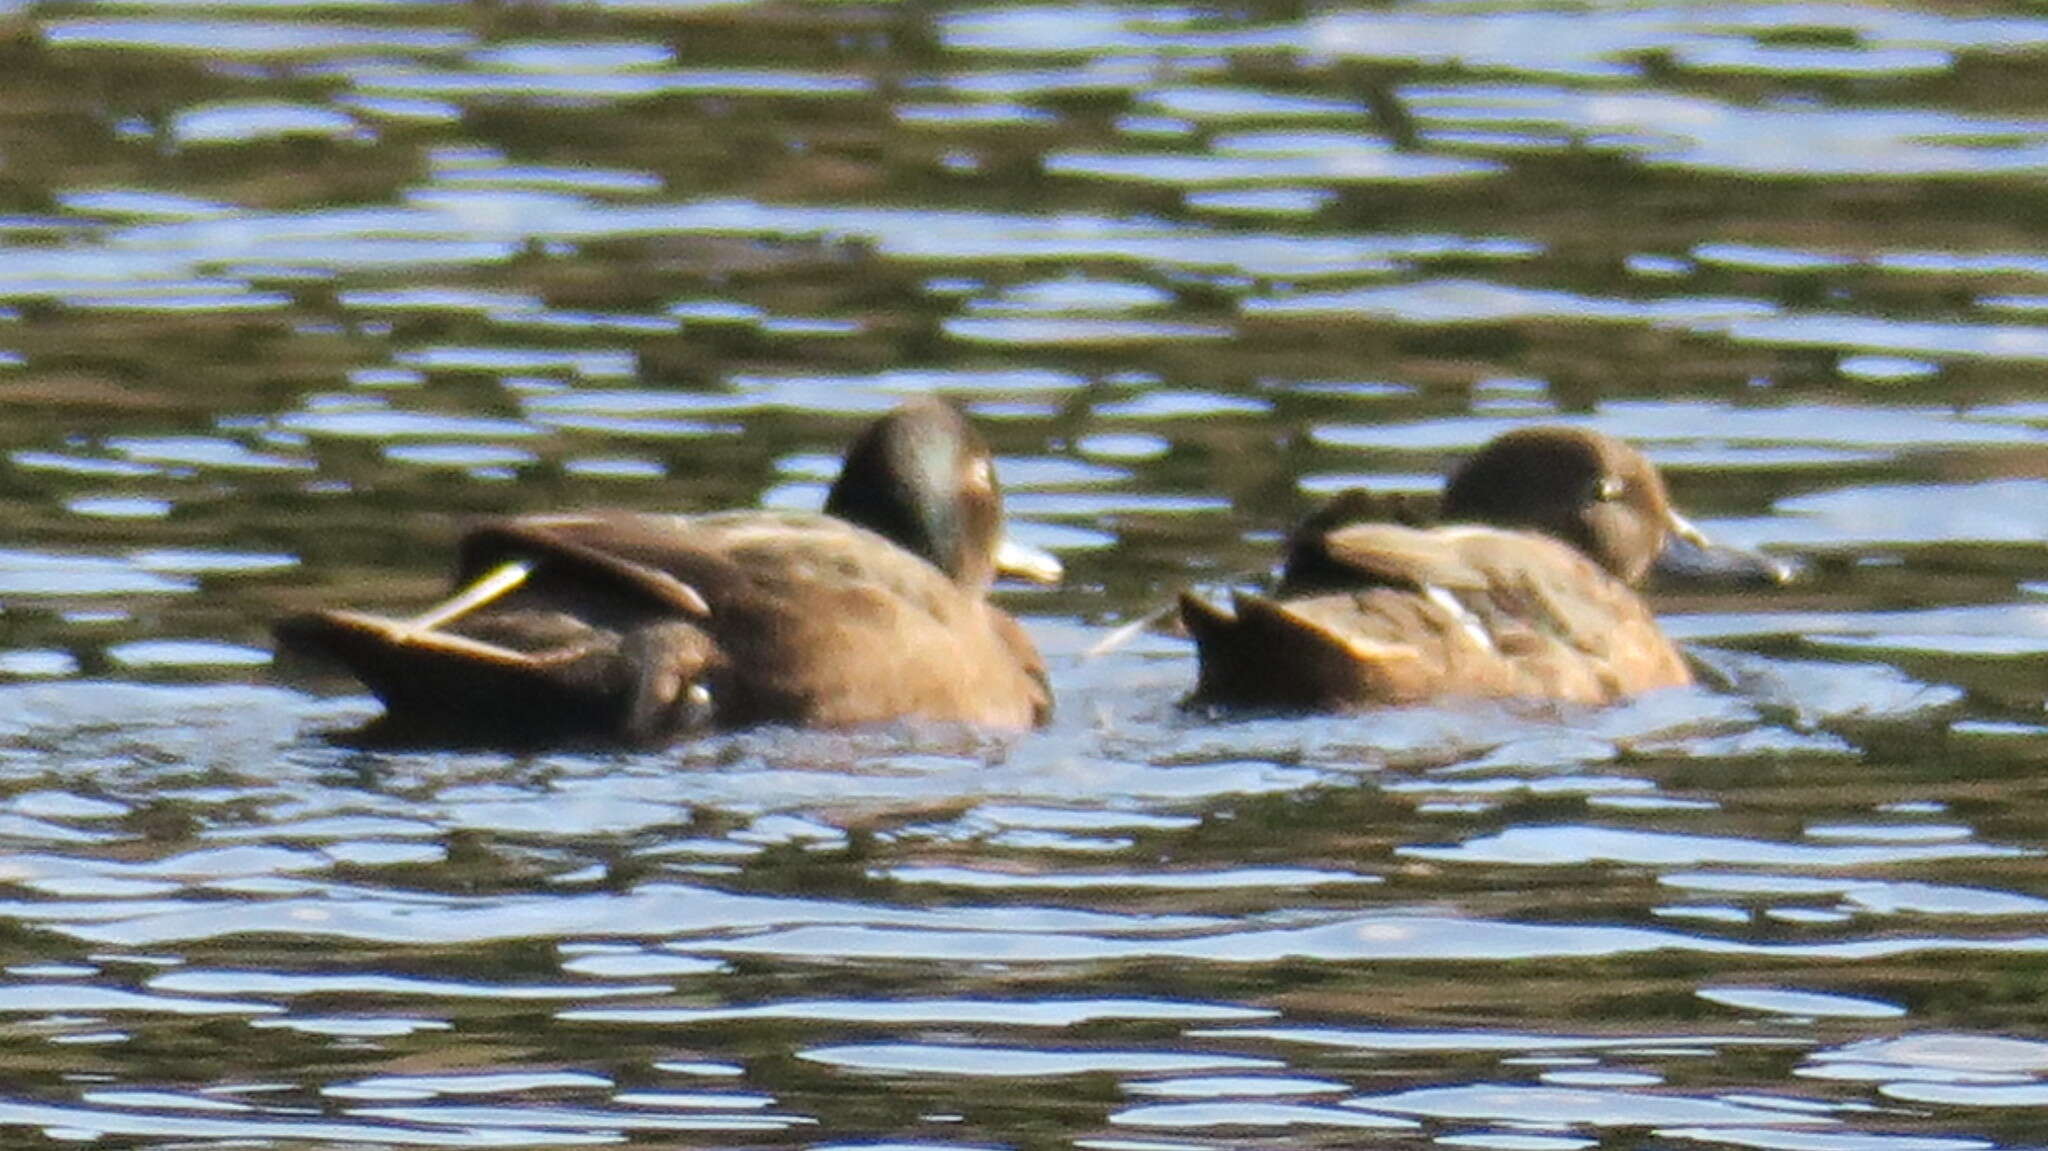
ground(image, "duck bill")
xmin=995 ymin=536 xmax=1064 ymax=584
xmin=1653 ymin=511 xmax=1795 ymax=586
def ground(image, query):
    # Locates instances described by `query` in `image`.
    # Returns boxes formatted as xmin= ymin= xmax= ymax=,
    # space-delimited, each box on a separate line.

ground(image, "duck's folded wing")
xmin=461 ymin=511 xmax=971 ymax=620
xmin=1286 ymin=522 xmax=1514 ymax=595
xmin=456 ymin=515 xmax=715 ymax=623
xmin=1285 ymin=523 xmax=1688 ymax=691
xmin=1438 ymin=527 xmax=1661 ymax=658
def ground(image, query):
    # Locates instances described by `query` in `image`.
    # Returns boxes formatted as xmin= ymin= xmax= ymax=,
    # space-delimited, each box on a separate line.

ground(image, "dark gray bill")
xmin=1653 ymin=511 xmax=1797 ymax=587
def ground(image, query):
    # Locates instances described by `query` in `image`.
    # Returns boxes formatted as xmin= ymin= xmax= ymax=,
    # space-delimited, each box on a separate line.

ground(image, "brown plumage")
xmin=1181 ymin=426 xmax=1787 ymax=712
xmin=276 ymin=399 xmax=1059 ymax=746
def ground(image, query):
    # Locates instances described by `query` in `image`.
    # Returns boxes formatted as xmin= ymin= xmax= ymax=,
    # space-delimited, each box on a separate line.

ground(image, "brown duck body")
xmin=277 ymin=401 xmax=1055 ymax=746
xmin=1181 ymin=427 xmax=1782 ymax=712
xmin=1182 ymin=523 xmax=1690 ymax=710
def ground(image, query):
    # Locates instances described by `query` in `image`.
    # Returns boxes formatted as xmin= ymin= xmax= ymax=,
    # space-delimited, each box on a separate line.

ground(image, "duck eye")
xmin=1595 ymin=475 xmax=1627 ymax=501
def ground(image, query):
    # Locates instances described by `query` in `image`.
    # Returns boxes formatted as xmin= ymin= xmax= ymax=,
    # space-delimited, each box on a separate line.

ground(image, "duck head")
xmin=1443 ymin=426 xmax=1790 ymax=586
xmin=825 ymin=399 xmax=1062 ymax=590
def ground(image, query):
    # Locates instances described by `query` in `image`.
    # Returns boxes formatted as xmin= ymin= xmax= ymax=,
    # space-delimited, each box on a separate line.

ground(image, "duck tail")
xmin=274 ymin=610 xmax=715 ymax=746
xmin=1179 ymin=591 xmax=1308 ymax=709
xmin=1181 ymin=592 xmax=1418 ymax=711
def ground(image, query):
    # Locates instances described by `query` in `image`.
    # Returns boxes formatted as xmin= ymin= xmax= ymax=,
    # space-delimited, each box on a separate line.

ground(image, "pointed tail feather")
xmin=275 ymin=609 xmax=635 ymax=743
xmin=1182 ymin=592 xmax=1423 ymax=711
xmin=1180 ymin=591 xmax=1276 ymax=708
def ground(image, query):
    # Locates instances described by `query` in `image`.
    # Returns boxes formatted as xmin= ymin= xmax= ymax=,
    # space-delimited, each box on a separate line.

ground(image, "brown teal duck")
xmin=276 ymin=398 xmax=1061 ymax=746
xmin=1179 ymin=426 xmax=1789 ymax=711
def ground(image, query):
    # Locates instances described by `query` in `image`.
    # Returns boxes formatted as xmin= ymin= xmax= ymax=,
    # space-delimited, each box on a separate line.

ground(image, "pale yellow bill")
xmin=1658 ymin=511 xmax=1796 ymax=585
xmin=995 ymin=536 xmax=1063 ymax=584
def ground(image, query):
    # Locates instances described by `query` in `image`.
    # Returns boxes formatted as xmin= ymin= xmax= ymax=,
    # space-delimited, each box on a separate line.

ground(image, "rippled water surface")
xmin=0 ymin=0 xmax=2045 ymax=1146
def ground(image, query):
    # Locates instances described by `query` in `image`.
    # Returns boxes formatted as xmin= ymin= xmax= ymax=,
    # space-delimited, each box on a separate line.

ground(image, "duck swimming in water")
xmin=1179 ymin=426 xmax=1789 ymax=712
xmin=276 ymin=398 xmax=1061 ymax=746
